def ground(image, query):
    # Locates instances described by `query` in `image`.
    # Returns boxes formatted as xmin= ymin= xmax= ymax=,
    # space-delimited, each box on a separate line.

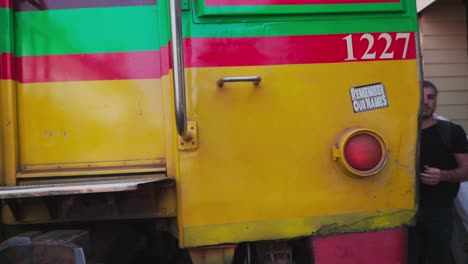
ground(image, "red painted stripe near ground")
xmin=14 ymin=0 xmax=156 ymax=11
xmin=312 ymin=228 xmax=406 ymax=264
xmin=0 ymin=0 xmax=10 ymax=8
xmin=17 ymin=51 xmax=164 ymax=83
xmin=185 ymin=33 xmax=416 ymax=67
xmin=1 ymin=53 xmax=14 ymax=80
xmin=205 ymin=0 xmax=399 ymax=6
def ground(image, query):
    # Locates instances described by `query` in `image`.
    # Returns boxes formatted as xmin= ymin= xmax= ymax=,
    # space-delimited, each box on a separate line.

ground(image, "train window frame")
xmin=193 ymin=0 xmax=408 ymax=23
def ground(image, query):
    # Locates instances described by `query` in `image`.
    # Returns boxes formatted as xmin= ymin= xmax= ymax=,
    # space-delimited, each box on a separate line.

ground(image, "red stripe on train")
xmin=1 ymin=53 xmax=14 ymax=80
xmin=16 ymin=32 xmax=415 ymax=83
xmin=184 ymin=33 xmax=416 ymax=67
xmin=205 ymin=0 xmax=400 ymax=6
xmin=0 ymin=0 xmax=10 ymax=8
xmin=17 ymin=50 xmax=169 ymax=83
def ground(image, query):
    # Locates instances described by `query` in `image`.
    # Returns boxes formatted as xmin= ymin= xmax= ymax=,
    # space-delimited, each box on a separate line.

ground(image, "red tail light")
xmin=344 ymin=133 xmax=383 ymax=171
xmin=333 ymin=129 xmax=388 ymax=177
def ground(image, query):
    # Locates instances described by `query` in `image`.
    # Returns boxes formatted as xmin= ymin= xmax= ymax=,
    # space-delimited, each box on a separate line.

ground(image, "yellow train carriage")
xmin=0 ymin=0 xmax=420 ymax=263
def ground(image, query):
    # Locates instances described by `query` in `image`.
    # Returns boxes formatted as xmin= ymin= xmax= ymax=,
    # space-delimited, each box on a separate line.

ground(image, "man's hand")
xmin=420 ymin=165 xmax=443 ymax=185
xmin=423 ymin=153 xmax=468 ymax=183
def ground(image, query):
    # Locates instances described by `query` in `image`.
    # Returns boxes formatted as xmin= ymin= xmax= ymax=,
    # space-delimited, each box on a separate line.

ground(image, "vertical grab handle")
xmin=169 ymin=0 xmax=191 ymax=140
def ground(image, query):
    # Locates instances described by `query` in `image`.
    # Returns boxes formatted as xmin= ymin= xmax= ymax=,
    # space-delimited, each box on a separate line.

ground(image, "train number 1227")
xmin=343 ymin=33 xmax=411 ymax=61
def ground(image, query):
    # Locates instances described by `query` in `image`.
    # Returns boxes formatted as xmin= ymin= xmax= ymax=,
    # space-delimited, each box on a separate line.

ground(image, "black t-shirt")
xmin=419 ymin=121 xmax=468 ymax=209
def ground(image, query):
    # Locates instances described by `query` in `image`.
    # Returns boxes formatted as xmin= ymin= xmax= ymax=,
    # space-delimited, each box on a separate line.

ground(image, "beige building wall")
xmin=419 ymin=0 xmax=468 ymax=131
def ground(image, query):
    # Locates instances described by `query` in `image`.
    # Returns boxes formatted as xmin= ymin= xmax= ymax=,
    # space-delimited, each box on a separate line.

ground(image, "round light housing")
xmin=333 ymin=129 xmax=388 ymax=177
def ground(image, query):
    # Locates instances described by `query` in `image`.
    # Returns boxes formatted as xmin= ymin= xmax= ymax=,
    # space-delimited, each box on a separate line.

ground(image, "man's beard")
xmin=422 ymin=107 xmax=435 ymax=119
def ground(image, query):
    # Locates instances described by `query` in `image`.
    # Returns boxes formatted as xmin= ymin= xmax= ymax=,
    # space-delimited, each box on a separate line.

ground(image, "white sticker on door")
xmin=350 ymin=83 xmax=389 ymax=113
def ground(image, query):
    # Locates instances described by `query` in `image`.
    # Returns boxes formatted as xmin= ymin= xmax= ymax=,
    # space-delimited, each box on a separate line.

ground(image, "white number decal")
xmin=396 ymin=32 xmax=410 ymax=59
xmin=343 ymin=32 xmax=412 ymax=61
xmin=360 ymin=34 xmax=377 ymax=60
xmin=378 ymin=33 xmax=394 ymax=59
xmin=343 ymin=35 xmax=357 ymax=61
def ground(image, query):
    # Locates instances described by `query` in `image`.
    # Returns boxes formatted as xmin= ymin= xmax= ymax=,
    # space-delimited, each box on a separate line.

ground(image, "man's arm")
xmin=421 ymin=153 xmax=468 ymax=185
xmin=442 ymin=153 xmax=468 ymax=182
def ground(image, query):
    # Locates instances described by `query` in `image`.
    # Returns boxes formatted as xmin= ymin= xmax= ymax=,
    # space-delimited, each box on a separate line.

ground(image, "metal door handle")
xmin=217 ymin=76 xmax=262 ymax=87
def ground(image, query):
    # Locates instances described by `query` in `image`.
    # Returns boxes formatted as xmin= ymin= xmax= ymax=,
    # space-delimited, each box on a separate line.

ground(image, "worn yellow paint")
xmin=184 ymin=209 xmax=415 ymax=246
xmin=0 ymin=80 xmax=19 ymax=186
xmin=161 ymin=73 xmax=185 ymax=246
xmin=176 ymin=60 xmax=419 ymax=247
xmin=16 ymin=79 xmax=166 ymax=174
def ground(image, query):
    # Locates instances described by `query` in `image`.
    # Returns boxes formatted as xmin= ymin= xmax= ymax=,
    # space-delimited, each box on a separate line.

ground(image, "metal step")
xmin=0 ymin=175 xmax=172 ymax=199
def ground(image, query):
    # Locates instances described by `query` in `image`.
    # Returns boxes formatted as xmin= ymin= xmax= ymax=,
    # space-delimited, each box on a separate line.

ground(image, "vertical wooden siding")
xmin=420 ymin=0 xmax=468 ymax=130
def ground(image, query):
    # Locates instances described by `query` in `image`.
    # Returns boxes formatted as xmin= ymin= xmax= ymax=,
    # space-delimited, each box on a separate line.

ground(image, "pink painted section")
xmin=312 ymin=228 xmax=407 ymax=264
xmin=0 ymin=0 xmax=10 ymax=8
xmin=206 ymin=0 xmax=400 ymax=6
xmin=160 ymin=46 xmax=170 ymax=76
xmin=0 ymin=53 xmax=14 ymax=80
xmin=17 ymin=51 xmax=163 ymax=83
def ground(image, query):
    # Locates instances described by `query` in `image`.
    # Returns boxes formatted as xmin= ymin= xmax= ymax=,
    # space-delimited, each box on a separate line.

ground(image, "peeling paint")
xmin=314 ymin=210 xmax=415 ymax=237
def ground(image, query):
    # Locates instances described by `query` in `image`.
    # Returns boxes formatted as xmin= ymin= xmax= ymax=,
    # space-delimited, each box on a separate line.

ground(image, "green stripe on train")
xmin=14 ymin=3 xmax=417 ymax=56
xmin=15 ymin=6 xmax=161 ymax=56
xmin=0 ymin=8 xmax=12 ymax=53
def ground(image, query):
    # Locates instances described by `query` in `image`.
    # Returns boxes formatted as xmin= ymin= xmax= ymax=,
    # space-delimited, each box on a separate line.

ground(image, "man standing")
xmin=411 ymin=80 xmax=468 ymax=263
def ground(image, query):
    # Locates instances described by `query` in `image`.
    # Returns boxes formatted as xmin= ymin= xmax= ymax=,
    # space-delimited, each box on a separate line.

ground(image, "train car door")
xmin=172 ymin=0 xmax=420 ymax=248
